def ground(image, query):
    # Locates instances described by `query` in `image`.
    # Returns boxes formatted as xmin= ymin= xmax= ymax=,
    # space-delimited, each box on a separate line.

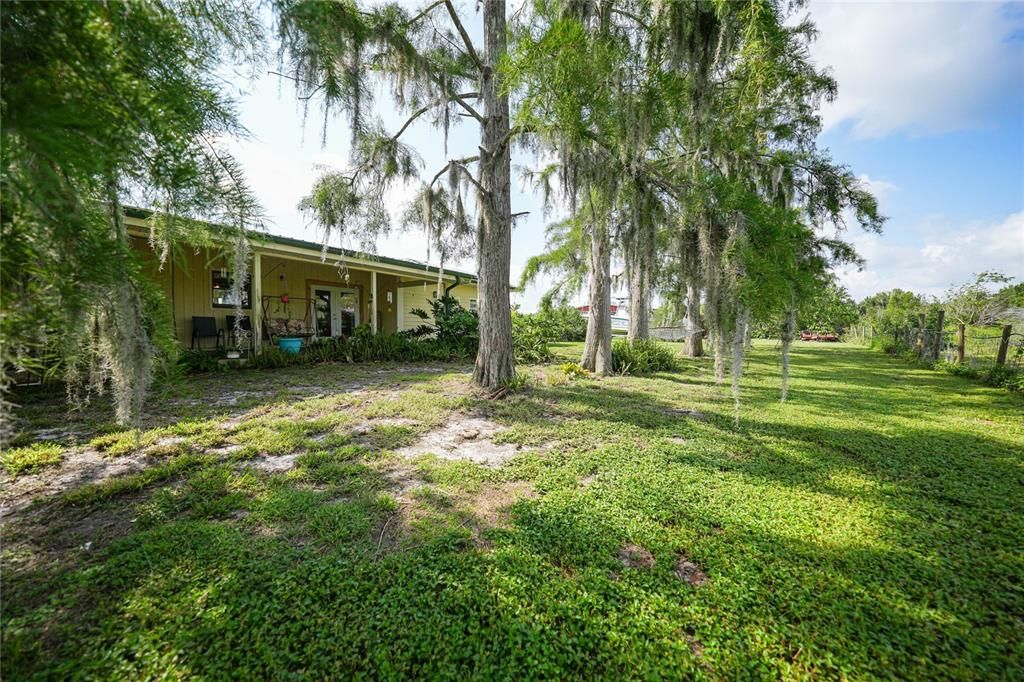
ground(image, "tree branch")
xmin=446 ymin=90 xmax=485 ymax=123
xmin=405 ymin=0 xmax=447 ymax=27
xmin=444 ymin=1 xmax=483 ymax=71
xmin=268 ymin=70 xmax=324 ymax=101
xmin=495 ymin=124 xmax=534 ymax=154
xmin=430 ymin=155 xmax=482 ymax=192
xmin=611 ymin=8 xmax=650 ymax=29
xmin=392 ymin=92 xmax=480 ymax=142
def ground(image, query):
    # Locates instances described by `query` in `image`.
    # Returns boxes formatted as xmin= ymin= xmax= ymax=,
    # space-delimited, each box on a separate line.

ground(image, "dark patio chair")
xmin=191 ymin=316 xmax=224 ymax=350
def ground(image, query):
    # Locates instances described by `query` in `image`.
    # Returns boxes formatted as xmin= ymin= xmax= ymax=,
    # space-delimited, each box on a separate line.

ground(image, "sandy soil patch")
xmin=396 ymin=415 xmax=521 ymax=466
xmin=618 ymin=543 xmax=656 ymax=569
xmin=675 ymin=555 xmax=708 ymax=585
xmin=1 ymin=449 xmax=150 ymax=518
xmin=245 ymin=452 xmax=302 ymax=473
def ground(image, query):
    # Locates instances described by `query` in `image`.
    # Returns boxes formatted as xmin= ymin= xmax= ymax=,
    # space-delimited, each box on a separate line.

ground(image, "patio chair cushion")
xmin=286 ymin=319 xmax=306 ymax=335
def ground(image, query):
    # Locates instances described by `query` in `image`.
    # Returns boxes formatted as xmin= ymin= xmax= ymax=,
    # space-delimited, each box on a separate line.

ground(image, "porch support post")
xmin=371 ymin=271 xmax=378 ymax=335
xmin=252 ymin=252 xmax=263 ymax=354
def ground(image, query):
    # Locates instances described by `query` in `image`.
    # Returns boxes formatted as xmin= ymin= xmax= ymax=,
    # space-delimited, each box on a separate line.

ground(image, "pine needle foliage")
xmin=1 ymin=1 xmax=265 ymax=436
xmin=275 ymin=0 xmax=521 ymax=388
xmin=506 ymin=0 xmax=883 ymax=401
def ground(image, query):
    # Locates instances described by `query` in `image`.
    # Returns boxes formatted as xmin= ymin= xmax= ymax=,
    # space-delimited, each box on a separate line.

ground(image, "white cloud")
xmin=807 ymin=1 xmax=1024 ymax=137
xmin=836 ymin=210 xmax=1024 ymax=299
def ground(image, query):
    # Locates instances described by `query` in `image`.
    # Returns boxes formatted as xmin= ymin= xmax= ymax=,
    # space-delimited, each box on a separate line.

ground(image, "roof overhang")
xmin=123 ymin=209 xmax=478 ymax=285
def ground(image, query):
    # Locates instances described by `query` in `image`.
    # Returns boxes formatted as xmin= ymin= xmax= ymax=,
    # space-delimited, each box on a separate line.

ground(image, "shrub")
xmin=501 ymin=372 xmax=532 ymax=392
xmin=178 ymin=349 xmax=225 ymax=373
xmin=980 ymin=364 xmax=1024 ymax=393
xmin=611 ymin=339 xmax=680 ymax=375
xmin=561 ymin=362 xmax=588 ymax=380
xmin=1 ymin=441 xmax=63 ymax=476
xmin=402 ymin=295 xmax=478 ymax=358
xmin=512 ymin=311 xmax=553 ymax=363
xmin=535 ymin=304 xmax=587 ymax=341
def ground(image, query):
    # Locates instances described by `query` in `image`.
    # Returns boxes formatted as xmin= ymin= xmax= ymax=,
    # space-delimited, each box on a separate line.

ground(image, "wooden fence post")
xmin=996 ymin=324 xmax=1012 ymax=365
xmin=916 ymin=313 xmax=926 ymax=356
xmin=931 ymin=310 xmax=945 ymax=360
xmin=956 ymin=324 xmax=965 ymax=364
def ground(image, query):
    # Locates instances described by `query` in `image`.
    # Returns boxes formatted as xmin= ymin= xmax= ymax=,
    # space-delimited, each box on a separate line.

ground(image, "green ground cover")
xmin=2 ymin=341 xmax=1022 ymax=679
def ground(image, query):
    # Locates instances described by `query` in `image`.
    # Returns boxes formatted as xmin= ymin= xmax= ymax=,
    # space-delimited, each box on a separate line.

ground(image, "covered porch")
xmin=125 ymin=212 xmax=478 ymax=354
xmin=250 ymin=245 xmax=450 ymax=353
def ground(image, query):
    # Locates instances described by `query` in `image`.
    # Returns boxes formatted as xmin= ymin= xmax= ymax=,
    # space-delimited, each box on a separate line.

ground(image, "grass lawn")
xmin=2 ymin=341 xmax=1022 ymax=679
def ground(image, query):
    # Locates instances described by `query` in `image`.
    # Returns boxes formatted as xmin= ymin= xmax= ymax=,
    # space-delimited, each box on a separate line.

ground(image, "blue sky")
xmin=224 ymin=1 xmax=1024 ymax=310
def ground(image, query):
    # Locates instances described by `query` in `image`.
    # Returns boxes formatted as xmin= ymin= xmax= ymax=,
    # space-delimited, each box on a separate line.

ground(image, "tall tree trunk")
xmin=473 ymin=0 xmax=515 ymax=390
xmin=683 ymin=283 xmax=703 ymax=357
xmin=582 ymin=217 xmax=612 ymax=374
xmin=625 ymin=224 xmax=652 ymax=342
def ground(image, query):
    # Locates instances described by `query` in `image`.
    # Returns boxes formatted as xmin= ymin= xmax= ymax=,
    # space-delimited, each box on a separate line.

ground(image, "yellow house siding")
xmin=400 ymin=282 xmax=479 ymax=331
xmin=130 ymin=231 xmax=468 ymax=348
xmin=131 ymin=237 xmax=407 ymax=346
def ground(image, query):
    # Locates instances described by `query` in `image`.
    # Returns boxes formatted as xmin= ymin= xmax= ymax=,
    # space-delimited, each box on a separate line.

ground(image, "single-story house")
xmin=124 ymin=207 xmax=480 ymax=353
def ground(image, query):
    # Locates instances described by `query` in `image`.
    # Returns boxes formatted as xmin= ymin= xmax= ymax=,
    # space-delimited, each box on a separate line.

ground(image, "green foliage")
xmin=935 ymin=361 xmax=1024 ymax=393
xmin=857 ymin=289 xmax=928 ymax=335
xmin=797 ymin=280 xmax=859 ymax=333
xmin=499 ymin=372 xmax=533 ymax=393
xmin=1 ymin=0 xmax=264 ymax=430
xmin=178 ymin=350 xmax=226 ymax=374
xmin=0 ymin=441 xmax=63 ymax=476
xmin=944 ymin=271 xmax=1017 ymax=328
xmin=560 ymin=362 xmax=588 ymax=380
xmin=6 ymin=342 xmax=1022 ymax=678
xmin=511 ymin=310 xmax=554 ymax=364
xmin=247 ymin=326 xmax=477 ymax=372
xmin=510 ymin=304 xmax=587 ymax=365
xmin=535 ymin=303 xmax=588 ymax=342
xmin=611 ymin=339 xmax=680 ymax=376
xmin=403 ymin=295 xmax=479 ymax=358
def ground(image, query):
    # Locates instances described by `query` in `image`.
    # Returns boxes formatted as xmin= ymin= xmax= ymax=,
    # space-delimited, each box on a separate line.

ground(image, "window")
xmin=211 ymin=271 xmax=251 ymax=309
xmin=468 ymin=299 xmax=478 ymax=312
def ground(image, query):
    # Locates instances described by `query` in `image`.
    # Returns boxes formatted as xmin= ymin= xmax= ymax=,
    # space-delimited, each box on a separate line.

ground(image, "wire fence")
xmin=890 ymin=321 xmax=1024 ymax=369
xmin=657 ymin=320 xmax=1024 ymax=370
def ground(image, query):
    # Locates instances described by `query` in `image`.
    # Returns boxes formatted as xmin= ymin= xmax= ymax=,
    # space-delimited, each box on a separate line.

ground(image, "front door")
xmin=313 ymin=286 xmax=359 ymax=337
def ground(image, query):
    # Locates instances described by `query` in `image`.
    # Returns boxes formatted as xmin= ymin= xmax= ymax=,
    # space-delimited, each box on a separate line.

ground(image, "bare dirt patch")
xmin=1 ymin=449 xmax=149 ymax=518
xmin=383 ymin=466 xmax=426 ymax=498
xmin=245 ymin=452 xmax=302 ymax=474
xmin=396 ymin=415 xmax=522 ymax=466
xmin=466 ymin=481 xmax=536 ymax=530
xmin=618 ymin=543 xmax=655 ymax=569
xmin=1 ymin=489 xmax=149 ymax=574
xmin=675 ymin=555 xmax=708 ymax=585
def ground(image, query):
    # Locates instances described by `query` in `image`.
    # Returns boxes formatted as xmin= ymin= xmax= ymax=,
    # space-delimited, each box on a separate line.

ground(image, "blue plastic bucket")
xmin=278 ymin=337 xmax=302 ymax=355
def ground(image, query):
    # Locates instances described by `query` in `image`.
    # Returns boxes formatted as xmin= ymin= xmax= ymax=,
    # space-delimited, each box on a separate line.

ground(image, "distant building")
xmin=576 ymin=304 xmax=630 ymax=331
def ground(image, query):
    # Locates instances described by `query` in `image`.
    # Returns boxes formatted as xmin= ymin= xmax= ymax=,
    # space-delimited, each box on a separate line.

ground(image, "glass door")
xmin=313 ymin=289 xmax=332 ymax=337
xmin=338 ymin=290 xmax=358 ymax=336
xmin=313 ymin=287 xmax=359 ymax=337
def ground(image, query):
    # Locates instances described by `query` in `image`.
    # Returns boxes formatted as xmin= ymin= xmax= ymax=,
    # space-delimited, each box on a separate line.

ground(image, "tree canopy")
xmin=1 ymin=0 xmax=264 ymax=433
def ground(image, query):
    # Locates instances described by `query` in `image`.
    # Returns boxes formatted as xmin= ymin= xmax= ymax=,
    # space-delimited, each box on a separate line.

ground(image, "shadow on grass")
xmin=4 ymin=344 xmax=1022 ymax=678
xmin=4 ymin=471 xmax=1017 ymax=679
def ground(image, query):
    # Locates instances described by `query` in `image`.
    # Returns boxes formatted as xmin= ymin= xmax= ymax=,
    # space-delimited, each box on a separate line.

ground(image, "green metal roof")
xmin=123 ymin=205 xmax=478 ymax=282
